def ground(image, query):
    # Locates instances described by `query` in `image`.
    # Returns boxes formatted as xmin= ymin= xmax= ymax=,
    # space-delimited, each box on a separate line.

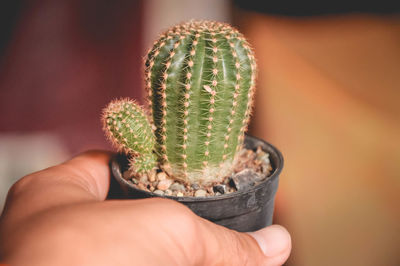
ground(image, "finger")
xmin=101 ymin=199 xmax=291 ymax=266
xmin=247 ymin=225 xmax=292 ymax=265
xmin=62 ymin=150 xmax=111 ymax=200
xmin=1 ymin=150 xmax=112 ymax=225
xmin=106 ymin=199 xmax=291 ymax=266
xmin=196 ymin=219 xmax=291 ymax=266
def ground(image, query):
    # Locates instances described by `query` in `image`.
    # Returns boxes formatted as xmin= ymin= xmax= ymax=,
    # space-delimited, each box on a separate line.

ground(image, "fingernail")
xmin=247 ymin=225 xmax=291 ymax=257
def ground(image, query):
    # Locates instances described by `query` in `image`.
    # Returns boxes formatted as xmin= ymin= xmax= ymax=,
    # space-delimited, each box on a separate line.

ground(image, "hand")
xmin=0 ymin=151 xmax=291 ymax=265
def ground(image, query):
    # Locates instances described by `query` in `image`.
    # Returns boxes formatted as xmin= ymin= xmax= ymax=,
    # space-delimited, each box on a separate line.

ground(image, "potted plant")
xmin=102 ymin=20 xmax=283 ymax=232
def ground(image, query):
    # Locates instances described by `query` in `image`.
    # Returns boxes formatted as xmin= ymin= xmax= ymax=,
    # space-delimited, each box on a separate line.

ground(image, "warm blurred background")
xmin=0 ymin=0 xmax=399 ymax=265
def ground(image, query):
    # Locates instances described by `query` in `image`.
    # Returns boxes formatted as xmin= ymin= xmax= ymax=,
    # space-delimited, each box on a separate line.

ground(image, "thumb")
xmin=196 ymin=220 xmax=291 ymax=266
xmin=247 ymin=226 xmax=292 ymax=265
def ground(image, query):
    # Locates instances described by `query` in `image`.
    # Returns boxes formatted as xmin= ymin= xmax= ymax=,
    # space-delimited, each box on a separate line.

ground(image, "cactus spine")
xmin=102 ymin=20 xmax=256 ymax=184
xmin=145 ymin=21 xmax=256 ymax=183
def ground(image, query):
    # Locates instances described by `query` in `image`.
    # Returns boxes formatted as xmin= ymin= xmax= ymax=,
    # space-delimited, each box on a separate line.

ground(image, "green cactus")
xmin=102 ymin=98 xmax=156 ymax=173
xmin=145 ymin=20 xmax=256 ymax=183
xmin=102 ymin=20 xmax=257 ymax=184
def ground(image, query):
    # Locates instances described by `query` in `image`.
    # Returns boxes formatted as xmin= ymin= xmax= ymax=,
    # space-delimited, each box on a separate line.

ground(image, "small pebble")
xmin=213 ymin=184 xmax=226 ymax=194
xmin=148 ymin=171 xmax=156 ymax=182
xmin=233 ymin=164 xmax=245 ymax=173
xmin=139 ymin=174 xmax=148 ymax=183
xmin=137 ymin=183 xmax=147 ymax=190
xmin=157 ymin=172 xmax=167 ymax=181
xmin=236 ymin=148 xmax=247 ymax=158
xmin=191 ymin=183 xmax=200 ymax=190
xmin=230 ymin=169 xmax=260 ymax=191
xmin=195 ymin=189 xmax=207 ymax=197
xmin=256 ymin=146 xmax=267 ymax=158
xmin=157 ymin=179 xmax=173 ymax=191
xmin=170 ymin=182 xmax=185 ymax=192
xmin=176 ymin=192 xmax=184 ymax=197
xmin=153 ymin=190 xmax=164 ymax=196
xmin=130 ymin=178 xmax=138 ymax=184
xmin=165 ymin=189 xmax=172 ymax=196
xmin=123 ymin=170 xmax=133 ymax=180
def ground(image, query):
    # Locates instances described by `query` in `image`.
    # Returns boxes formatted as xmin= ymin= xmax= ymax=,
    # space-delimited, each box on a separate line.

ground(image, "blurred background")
xmin=0 ymin=0 xmax=399 ymax=265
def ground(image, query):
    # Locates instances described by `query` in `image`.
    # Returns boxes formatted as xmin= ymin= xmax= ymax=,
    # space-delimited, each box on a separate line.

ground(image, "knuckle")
xmin=140 ymin=198 xmax=200 ymax=258
xmin=7 ymin=173 xmax=41 ymax=199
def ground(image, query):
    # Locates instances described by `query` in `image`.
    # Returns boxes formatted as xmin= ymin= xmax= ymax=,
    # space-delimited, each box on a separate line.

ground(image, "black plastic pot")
xmin=110 ymin=135 xmax=283 ymax=232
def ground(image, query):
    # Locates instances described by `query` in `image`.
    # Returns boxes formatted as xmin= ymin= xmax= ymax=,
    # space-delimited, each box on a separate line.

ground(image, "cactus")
xmin=102 ymin=20 xmax=256 ymax=184
xmin=102 ymin=99 xmax=156 ymax=173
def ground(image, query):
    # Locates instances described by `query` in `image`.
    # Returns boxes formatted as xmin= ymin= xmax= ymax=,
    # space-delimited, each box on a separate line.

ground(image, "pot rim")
xmin=111 ymin=135 xmax=284 ymax=202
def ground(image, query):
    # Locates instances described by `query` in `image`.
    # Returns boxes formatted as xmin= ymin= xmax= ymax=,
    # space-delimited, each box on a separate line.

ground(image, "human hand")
xmin=0 ymin=151 xmax=291 ymax=265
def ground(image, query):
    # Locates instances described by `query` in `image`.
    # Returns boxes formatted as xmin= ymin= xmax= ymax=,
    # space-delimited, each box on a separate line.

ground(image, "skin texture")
xmin=0 ymin=151 xmax=291 ymax=265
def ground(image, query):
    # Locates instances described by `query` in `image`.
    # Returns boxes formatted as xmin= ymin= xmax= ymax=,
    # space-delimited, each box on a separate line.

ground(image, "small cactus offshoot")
xmin=102 ymin=20 xmax=257 ymax=184
xmin=102 ymin=99 xmax=156 ymax=173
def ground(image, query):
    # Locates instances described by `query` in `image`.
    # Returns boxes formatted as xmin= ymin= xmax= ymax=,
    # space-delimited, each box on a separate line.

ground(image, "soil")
xmin=122 ymin=146 xmax=273 ymax=197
